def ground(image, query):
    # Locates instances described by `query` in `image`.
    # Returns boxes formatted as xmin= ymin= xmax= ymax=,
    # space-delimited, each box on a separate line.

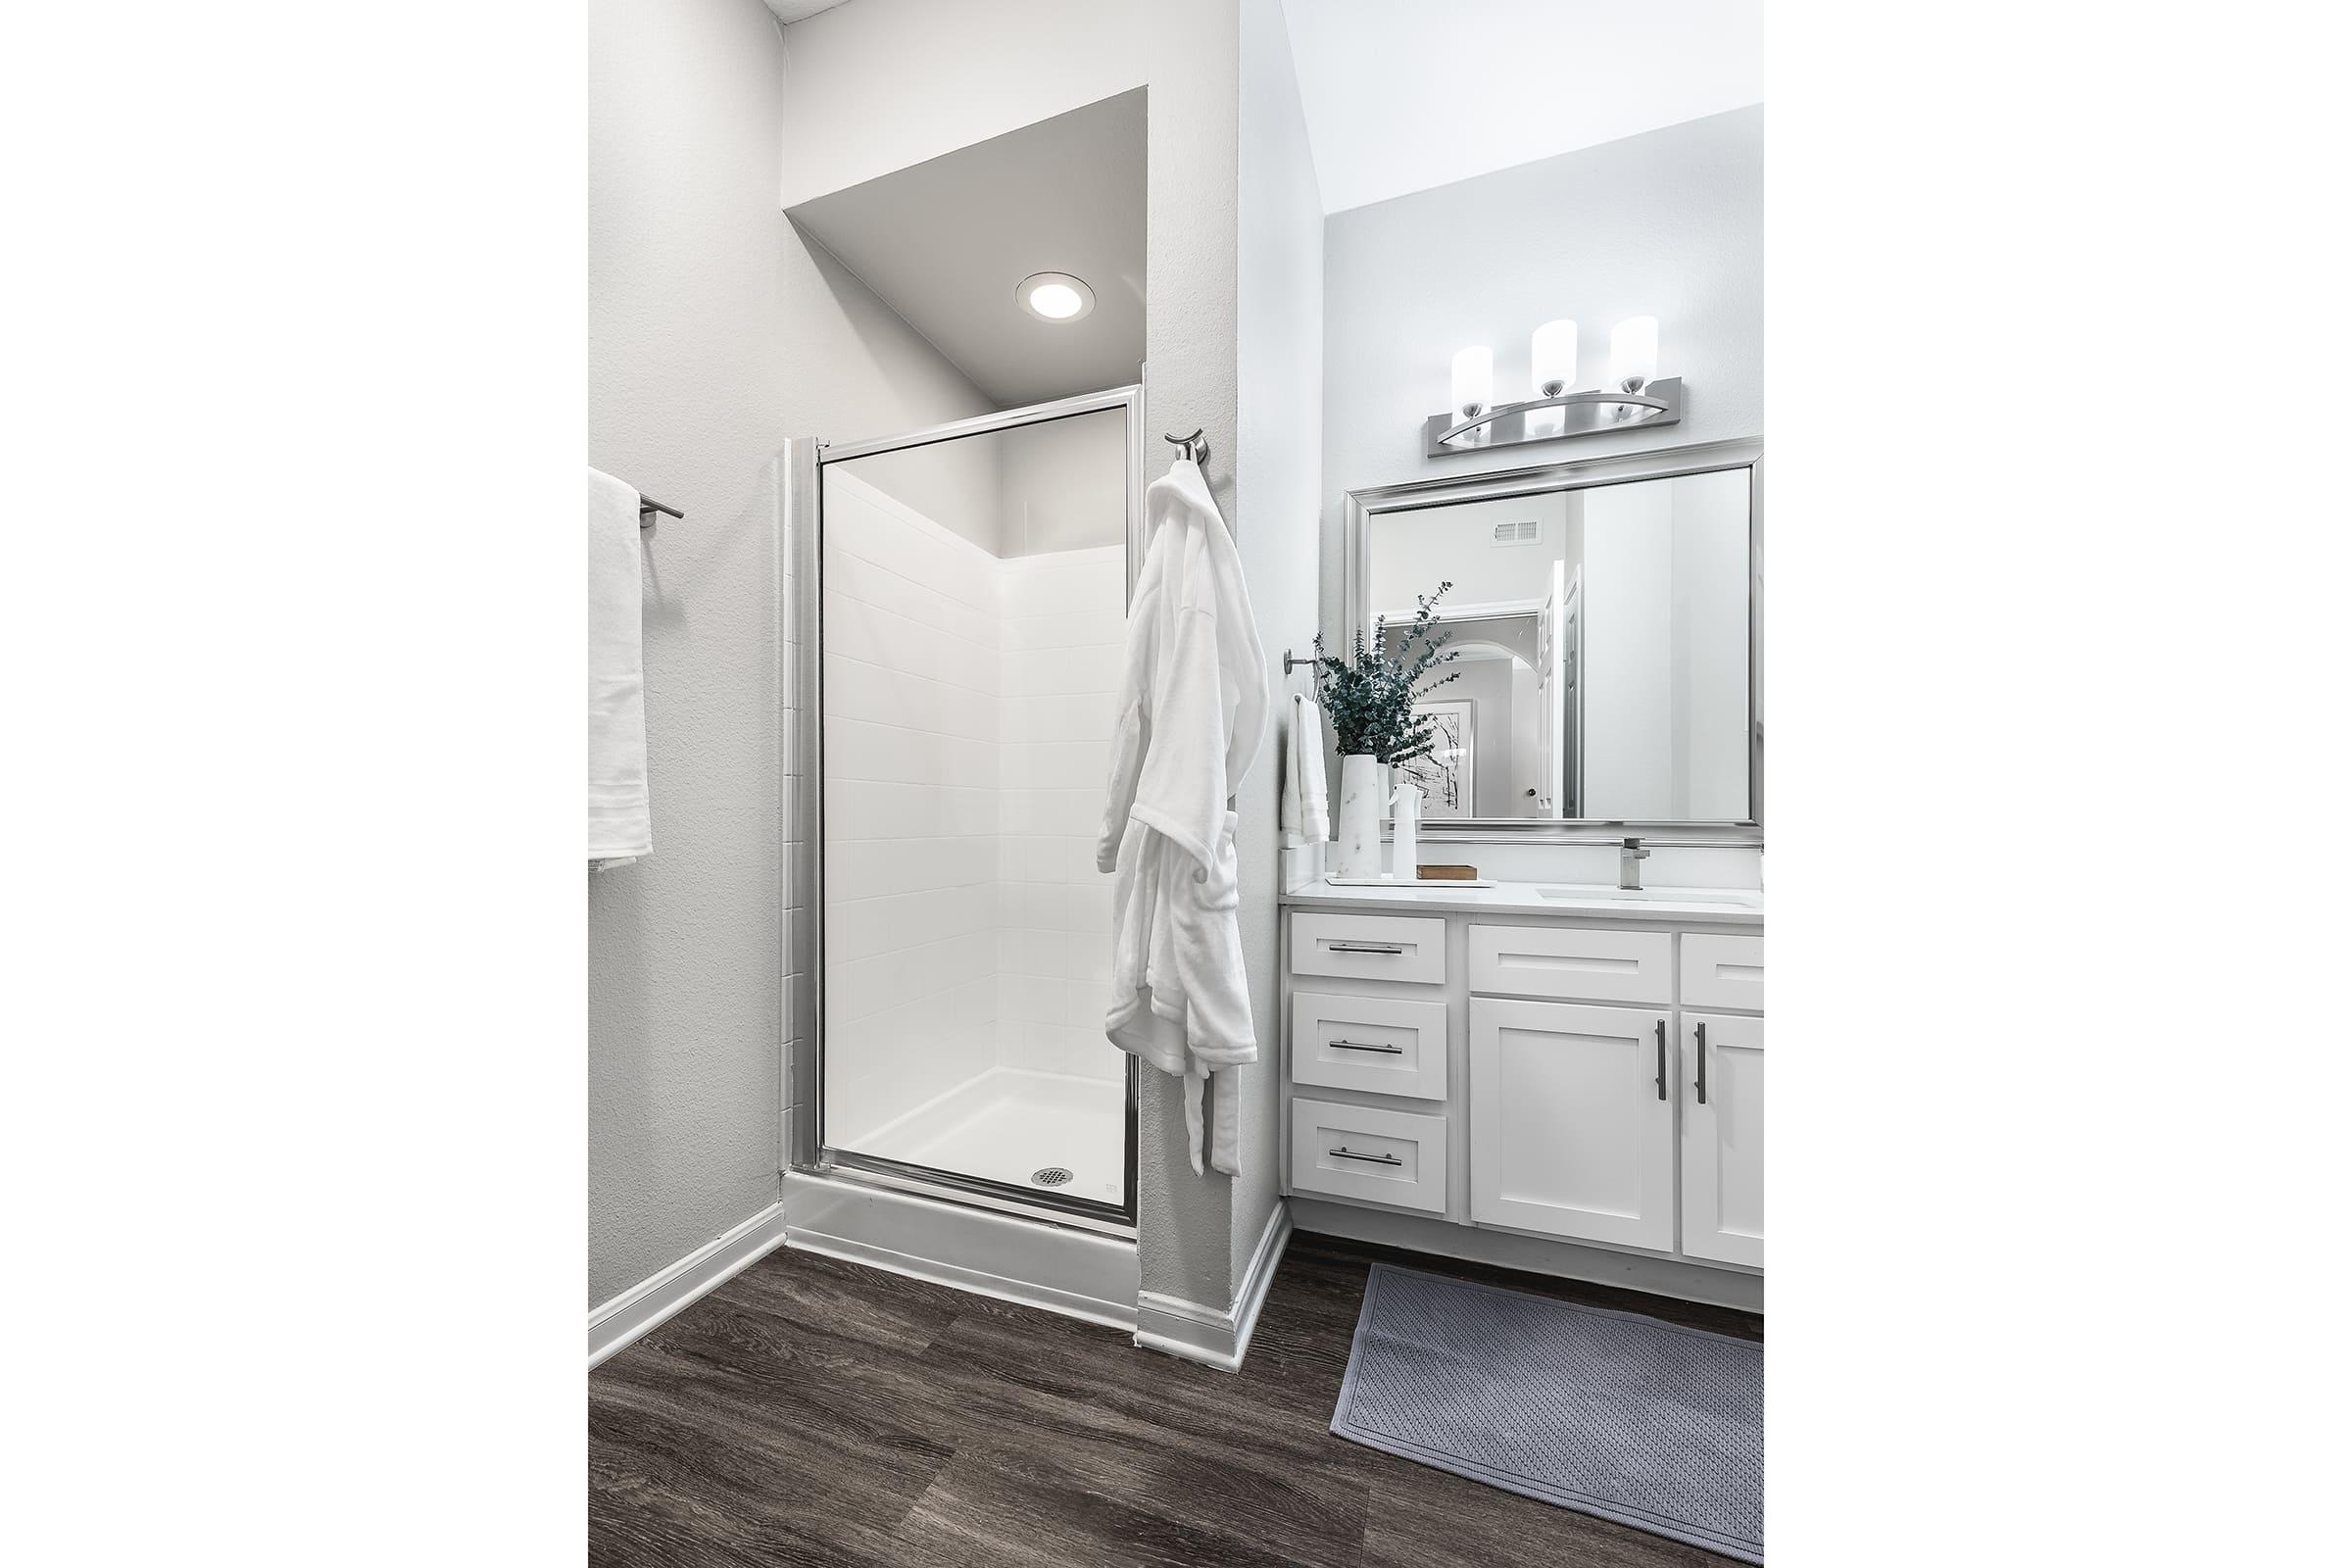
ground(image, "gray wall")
xmin=593 ymin=0 xmax=1320 ymax=1315
xmin=1230 ymin=0 xmax=1324 ymax=1291
xmin=587 ymin=0 xmax=996 ymax=1306
xmin=597 ymin=0 xmax=1277 ymax=1318
xmin=1131 ymin=0 xmax=1248 ymax=1308
xmin=1319 ymin=106 xmax=1764 ymax=648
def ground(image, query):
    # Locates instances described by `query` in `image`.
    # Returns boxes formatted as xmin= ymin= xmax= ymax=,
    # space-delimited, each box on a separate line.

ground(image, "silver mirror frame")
xmin=1341 ymin=436 xmax=1763 ymax=844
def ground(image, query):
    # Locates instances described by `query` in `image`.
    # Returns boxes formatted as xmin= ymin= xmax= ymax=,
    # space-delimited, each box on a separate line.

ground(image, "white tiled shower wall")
xmin=996 ymin=547 xmax=1125 ymax=1083
xmin=821 ymin=474 xmax=1123 ymax=1149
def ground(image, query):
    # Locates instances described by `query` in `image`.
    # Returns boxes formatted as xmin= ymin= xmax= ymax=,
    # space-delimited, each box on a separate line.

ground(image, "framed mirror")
xmin=1342 ymin=438 xmax=1761 ymax=837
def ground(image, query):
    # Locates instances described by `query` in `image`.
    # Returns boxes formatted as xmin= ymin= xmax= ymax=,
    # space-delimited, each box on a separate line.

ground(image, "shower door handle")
xmin=1328 ymin=1038 xmax=1404 ymax=1054
xmin=1329 ymin=1147 xmax=1402 ymax=1166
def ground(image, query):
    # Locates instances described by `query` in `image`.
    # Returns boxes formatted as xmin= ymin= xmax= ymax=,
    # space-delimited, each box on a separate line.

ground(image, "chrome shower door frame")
xmin=783 ymin=384 xmax=1146 ymax=1235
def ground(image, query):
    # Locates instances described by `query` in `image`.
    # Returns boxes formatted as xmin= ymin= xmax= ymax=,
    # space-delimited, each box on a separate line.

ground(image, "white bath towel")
xmin=1281 ymin=694 xmax=1331 ymax=846
xmin=587 ymin=467 xmax=651 ymax=867
xmin=1099 ymin=458 xmax=1268 ymax=1176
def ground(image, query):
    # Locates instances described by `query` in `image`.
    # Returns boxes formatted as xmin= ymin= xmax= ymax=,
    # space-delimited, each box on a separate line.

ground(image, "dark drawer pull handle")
xmin=1695 ymin=1020 xmax=1709 ymax=1104
xmin=1329 ymin=941 xmax=1405 ymax=955
xmin=1654 ymin=1018 xmax=1667 ymax=1102
xmin=1330 ymin=1147 xmax=1403 ymax=1166
xmin=1329 ymin=1038 xmax=1405 ymax=1054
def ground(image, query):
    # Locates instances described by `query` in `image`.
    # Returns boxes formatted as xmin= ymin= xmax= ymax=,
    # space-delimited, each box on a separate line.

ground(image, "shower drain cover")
xmin=1030 ymin=1166 xmax=1075 ymax=1189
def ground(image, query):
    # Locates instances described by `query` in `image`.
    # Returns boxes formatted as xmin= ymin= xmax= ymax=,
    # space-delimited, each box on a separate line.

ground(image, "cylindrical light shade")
xmin=1449 ymin=345 xmax=1494 ymax=416
xmin=1531 ymin=319 xmax=1578 ymax=395
xmin=1610 ymin=316 xmax=1659 ymax=392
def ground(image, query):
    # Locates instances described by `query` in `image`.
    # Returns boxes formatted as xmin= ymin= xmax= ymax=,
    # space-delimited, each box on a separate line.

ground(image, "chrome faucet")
xmin=1618 ymin=836 xmax=1650 ymax=891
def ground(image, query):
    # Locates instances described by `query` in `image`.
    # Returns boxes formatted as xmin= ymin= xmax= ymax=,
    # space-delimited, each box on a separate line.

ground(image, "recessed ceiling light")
xmin=1017 ymin=271 xmax=1095 ymax=322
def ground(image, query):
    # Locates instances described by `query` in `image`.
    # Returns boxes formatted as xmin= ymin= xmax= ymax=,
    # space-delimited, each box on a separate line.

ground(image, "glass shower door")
xmin=813 ymin=392 xmax=1139 ymax=1220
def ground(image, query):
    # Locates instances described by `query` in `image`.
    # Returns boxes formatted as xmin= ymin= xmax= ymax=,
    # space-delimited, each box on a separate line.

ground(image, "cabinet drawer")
xmin=1290 ymin=912 xmax=1446 ymax=986
xmin=1681 ymin=934 xmax=1763 ymax=1010
xmin=1467 ymin=923 xmax=1671 ymax=1004
xmin=1289 ymin=1098 xmax=1448 ymax=1213
xmin=1290 ymin=991 xmax=1448 ymax=1102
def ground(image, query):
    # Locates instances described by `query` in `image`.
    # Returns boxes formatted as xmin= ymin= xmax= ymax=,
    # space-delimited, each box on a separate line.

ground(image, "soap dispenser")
xmin=1389 ymin=780 xmax=1422 ymax=883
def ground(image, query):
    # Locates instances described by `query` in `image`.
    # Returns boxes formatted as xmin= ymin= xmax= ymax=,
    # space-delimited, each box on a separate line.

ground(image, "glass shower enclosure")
xmin=794 ymin=387 xmax=1142 ymax=1227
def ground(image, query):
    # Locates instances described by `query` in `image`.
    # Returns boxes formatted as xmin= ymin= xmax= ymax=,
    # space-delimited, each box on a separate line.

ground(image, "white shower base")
xmin=841 ymin=1065 xmax=1124 ymax=1208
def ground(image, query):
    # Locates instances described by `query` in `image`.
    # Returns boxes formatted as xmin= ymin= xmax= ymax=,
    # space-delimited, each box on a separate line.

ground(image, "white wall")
xmin=604 ymin=0 xmax=1275 ymax=1316
xmin=1580 ymin=467 xmax=1751 ymax=821
xmin=1366 ymin=491 xmax=1569 ymax=616
xmin=834 ymin=430 xmax=1008 ymax=555
xmin=776 ymin=0 xmax=1147 ymax=210
xmin=1432 ymin=654 xmax=1515 ymax=817
xmin=1319 ymin=104 xmax=1761 ymax=872
xmin=1321 ymin=105 xmax=1762 ymax=639
xmin=1671 ymin=478 xmax=1751 ymax=819
xmin=1582 ymin=479 xmax=1675 ymax=817
xmin=820 ymin=472 xmax=1005 ymax=1146
xmin=823 ymin=465 xmax=1125 ymax=1155
xmin=997 ymin=546 xmax=1126 ymax=1082
xmin=587 ymin=0 xmax=999 ymax=1305
xmin=1231 ymin=0 xmax=1325 ymax=1290
xmin=999 ymin=414 xmax=1128 ymax=556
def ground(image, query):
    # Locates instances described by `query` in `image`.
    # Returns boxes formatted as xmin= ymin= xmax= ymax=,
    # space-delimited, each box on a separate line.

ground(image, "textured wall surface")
xmin=595 ymin=0 xmax=1278 ymax=1314
xmin=774 ymin=0 xmax=1146 ymax=209
xmin=1319 ymin=106 xmax=1765 ymax=647
xmin=587 ymin=0 xmax=995 ymax=1306
xmin=1229 ymin=0 xmax=1325 ymax=1292
xmin=1130 ymin=0 xmax=1251 ymax=1308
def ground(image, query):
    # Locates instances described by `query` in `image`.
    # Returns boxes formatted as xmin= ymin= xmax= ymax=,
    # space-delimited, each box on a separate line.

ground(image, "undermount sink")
xmin=1535 ymin=884 xmax=1758 ymax=908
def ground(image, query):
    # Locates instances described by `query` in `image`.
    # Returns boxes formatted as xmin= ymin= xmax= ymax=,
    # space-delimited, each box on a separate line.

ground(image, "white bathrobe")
xmin=1099 ymin=458 xmax=1268 ymax=1176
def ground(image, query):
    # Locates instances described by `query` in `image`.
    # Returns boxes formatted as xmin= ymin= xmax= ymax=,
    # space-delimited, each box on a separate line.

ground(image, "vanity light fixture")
xmin=1609 ymin=315 xmax=1659 ymax=394
xmin=1527 ymin=319 xmax=1577 ymax=438
xmin=1016 ymin=271 xmax=1096 ymax=322
xmin=1448 ymin=345 xmax=1494 ymax=447
xmin=1425 ymin=316 xmax=1682 ymax=458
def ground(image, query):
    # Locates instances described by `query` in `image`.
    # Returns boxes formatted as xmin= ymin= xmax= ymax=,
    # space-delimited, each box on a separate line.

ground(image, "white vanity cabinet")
xmin=1468 ymin=997 xmax=1677 ymax=1250
xmin=1681 ymin=1008 xmax=1764 ymax=1266
xmin=1280 ymin=889 xmax=1764 ymax=1299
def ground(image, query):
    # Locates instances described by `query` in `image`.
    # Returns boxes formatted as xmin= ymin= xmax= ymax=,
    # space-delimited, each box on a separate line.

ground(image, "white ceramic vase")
xmin=1333 ymin=755 xmax=1387 ymax=879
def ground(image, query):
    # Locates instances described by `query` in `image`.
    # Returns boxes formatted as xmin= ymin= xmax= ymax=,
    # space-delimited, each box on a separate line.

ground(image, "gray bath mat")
xmin=1332 ymin=1264 xmax=1763 ymax=1562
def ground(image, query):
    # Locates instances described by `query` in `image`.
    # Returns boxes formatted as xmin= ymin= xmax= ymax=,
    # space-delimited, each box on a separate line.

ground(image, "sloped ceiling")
xmin=1280 ymin=0 xmax=1764 ymax=213
xmin=786 ymin=89 xmax=1147 ymax=409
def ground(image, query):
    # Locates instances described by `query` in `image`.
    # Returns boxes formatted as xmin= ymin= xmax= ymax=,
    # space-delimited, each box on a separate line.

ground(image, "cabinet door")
xmin=1467 ymin=998 xmax=1676 ymax=1250
xmin=1682 ymin=1011 xmax=1764 ymax=1266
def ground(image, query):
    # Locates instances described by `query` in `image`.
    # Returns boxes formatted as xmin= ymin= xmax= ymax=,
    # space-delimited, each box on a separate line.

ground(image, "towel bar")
xmin=637 ymin=494 xmax=683 ymax=529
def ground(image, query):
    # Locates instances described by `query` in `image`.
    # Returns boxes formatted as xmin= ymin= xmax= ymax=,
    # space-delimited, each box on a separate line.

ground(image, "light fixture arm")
xmin=1422 ymin=377 xmax=1683 ymax=459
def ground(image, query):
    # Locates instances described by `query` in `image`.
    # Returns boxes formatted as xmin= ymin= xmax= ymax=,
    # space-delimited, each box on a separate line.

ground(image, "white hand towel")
xmin=588 ymin=468 xmax=651 ymax=867
xmin=1281 ymin=694 xmax=1331 ymax=846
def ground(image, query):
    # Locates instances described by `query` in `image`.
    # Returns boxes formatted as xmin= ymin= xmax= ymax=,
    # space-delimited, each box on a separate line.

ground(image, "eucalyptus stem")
xmin=1310 ymin=582 xmax=1463 ymax=764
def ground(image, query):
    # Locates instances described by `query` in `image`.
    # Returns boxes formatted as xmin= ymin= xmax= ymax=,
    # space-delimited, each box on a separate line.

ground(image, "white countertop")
xmin=1279 ymin=877 xmax=1763 ymax=926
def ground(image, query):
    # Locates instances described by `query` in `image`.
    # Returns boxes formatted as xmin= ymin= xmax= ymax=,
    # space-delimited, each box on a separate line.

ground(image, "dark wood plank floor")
xmin=591 ymin=1231 xmax=1763 ymax=1567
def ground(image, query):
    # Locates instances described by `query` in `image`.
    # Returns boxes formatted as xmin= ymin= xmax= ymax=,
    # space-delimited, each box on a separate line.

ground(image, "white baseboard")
xmin=1134 ymin=1200 xmax=1294 ymax=1372
xmin=782 ymin=1168 xmax=1139 ymax=1332
xmin=588 ymin=1201 xmax=792 ymax=1368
